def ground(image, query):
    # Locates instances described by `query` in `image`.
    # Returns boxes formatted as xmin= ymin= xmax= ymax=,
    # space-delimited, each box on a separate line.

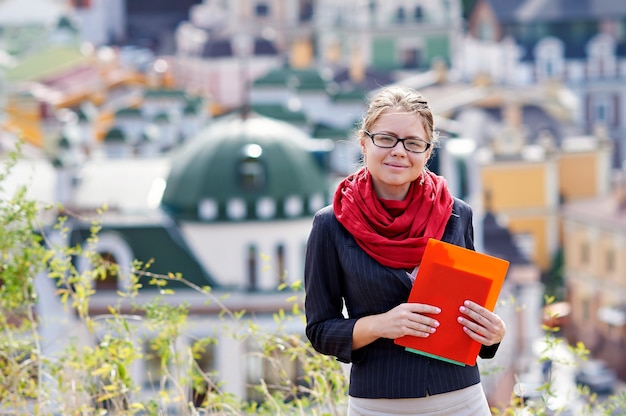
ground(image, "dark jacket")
xmin=304 ymin=198 xmax=499 ymax=399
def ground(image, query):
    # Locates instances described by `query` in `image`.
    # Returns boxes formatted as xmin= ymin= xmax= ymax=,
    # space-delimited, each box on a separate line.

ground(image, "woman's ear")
xmin=359 ymin=132 xmax=367 ymax=154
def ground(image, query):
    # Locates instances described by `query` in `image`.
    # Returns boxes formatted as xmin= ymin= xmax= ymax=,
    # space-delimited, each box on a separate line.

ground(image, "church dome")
xmin=161 ymin=113 xmax=330 ymax=221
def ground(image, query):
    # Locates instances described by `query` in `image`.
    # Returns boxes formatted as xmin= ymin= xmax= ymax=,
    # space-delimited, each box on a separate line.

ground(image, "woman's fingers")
xmin=383 ymin=303 xmax=441 ymax=339
xmin=458 ymin=300 xmax=506 ymax=346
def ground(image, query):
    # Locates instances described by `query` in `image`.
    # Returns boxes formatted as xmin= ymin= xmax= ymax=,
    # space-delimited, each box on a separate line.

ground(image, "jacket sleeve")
xmin=304 ymin=208 xmax=357 ymax=363
xmin=479 ymin=343 xmax=499 ymax=359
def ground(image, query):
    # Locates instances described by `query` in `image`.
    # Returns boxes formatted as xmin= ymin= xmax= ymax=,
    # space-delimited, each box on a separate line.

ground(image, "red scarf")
xmin=333 ymin=168 xmax=453 ymax=269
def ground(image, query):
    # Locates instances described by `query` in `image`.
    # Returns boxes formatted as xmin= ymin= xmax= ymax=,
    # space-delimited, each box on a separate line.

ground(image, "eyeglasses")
xmin=364 ymin=130 xmax=431 ymax=154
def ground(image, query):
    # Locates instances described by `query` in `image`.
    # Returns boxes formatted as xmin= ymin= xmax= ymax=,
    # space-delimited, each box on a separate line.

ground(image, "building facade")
xmin=314 ymin=0 xmax=463 ymax=78
xmin=463 ymin=0 xmax=626 ymax=166
xmin=562 ymin=171 xmax=626 ymax=378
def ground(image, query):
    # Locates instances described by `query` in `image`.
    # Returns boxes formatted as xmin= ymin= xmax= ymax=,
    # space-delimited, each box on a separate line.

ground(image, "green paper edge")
xmin=404 ymin=347 xmax=466 ymax=367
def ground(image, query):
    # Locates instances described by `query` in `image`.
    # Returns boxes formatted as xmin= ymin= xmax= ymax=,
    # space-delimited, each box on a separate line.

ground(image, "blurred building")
xmin=314 ymin=0 xmax=463 ymax=77
xmin=427 ymin=80 xmax=613 ymax=272
xmin=0 ymin=0 xmax=125 ymax=48
xmin=173 ymin=0 xmax=318 ymax=111
xmin=463 ymin=0 xmax=626 ymax=167
xmin=562 ymin=169 xmax=626 ymax=379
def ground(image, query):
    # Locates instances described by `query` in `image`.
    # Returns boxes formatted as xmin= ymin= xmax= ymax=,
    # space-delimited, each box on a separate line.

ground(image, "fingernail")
xmin=459 ymin=306 xmax=466 ymax=313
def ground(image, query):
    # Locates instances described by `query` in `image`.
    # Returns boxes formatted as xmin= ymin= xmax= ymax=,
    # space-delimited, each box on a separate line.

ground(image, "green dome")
xmin=161 ymin=114 xmax=330 ymax=222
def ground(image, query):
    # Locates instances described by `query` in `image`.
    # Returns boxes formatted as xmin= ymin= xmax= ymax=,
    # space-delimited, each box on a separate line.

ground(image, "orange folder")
xmin=394 ymin=238 xmax=509 ymax=366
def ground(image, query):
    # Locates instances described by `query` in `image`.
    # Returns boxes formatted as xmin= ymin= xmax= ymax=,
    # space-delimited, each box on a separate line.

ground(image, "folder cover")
xmin=394 ymin=239 xmax=509 ymax=366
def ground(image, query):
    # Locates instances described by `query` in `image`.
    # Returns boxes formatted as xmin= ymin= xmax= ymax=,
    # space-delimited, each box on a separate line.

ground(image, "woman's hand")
xmin=352 ymin=303 xmax=440 ymax=350
xmin=457 ymin=300 xmax=506 ymax=346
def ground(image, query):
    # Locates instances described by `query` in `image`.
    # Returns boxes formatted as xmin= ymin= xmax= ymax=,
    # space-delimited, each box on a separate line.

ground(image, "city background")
xmin=1 ymin=0 xmax=625 ymax=413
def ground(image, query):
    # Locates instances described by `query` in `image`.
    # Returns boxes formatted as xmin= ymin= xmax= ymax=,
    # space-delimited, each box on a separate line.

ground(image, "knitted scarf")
xmin=333 ymin=167 xmax=453 ymax=269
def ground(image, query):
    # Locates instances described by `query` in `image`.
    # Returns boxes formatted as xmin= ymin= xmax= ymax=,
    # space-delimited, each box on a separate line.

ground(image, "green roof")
xmin=253 ymin=68 xmax=293 ymax=87
xmin=331 ymin=88 xmax=368 ymax=102
xmin=75 ymin=107 xmax=91 ymax=122
xmin=115 ymin=107 xmax=142 ymax=118
xmin=183 ymin=101 xmax=198 ymax=115
xmin=292 ymin=70 xmax=327 ymax=91
xmin=144 ymin=89 xmax=187 ymax=99
xmin=153 ymin=112 xmax=170 ymax=122
xmin=311 ymin=124 xmax=352 ymax=140
xmin=251 ymin=104 xmax=307 ymax=123
xmin=162 ymin=114 xmax=329 ymax=221
xmin=253 ymin=68 xmax=327 ymax=91
xmin=5 ymin=45 xmax=89 ymax=82
xmin=70 ymin=222 xmax=217 ymax=289
xmin=103 ymin=127 xmax=126 ymax=143
xmin=56 ymin=15 xmax=78 ymax=32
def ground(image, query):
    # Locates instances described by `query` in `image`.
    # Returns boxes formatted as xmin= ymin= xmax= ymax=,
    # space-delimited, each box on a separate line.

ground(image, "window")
xmin=535 ymin=38 xmax=564 ymax=81
xmin=284 ymin=196 xmax=303 ymax=217
xmin=396 ymin=7 xmax=406 ymax=23
xmin=414 ymin=6 xmax=423 ymax=21
xmin=255 ymin=2 xmax=270 ymax=17
xmin=597 ymin=103 xmax=606 ymax=122
xmin=239 ymin=144 xmax=266 ymax=191
xmin=143 ymin=338 xmax=168 ymax=388
xmin=401 ymin=48 xmax=420 ymax=69
xmin=605 ymin=249 xmax=615 ymax=274
xmin=245 ymin=338 xmax=305 ymax=402
xmin=191 ymin=341 xmax=216 ymax=407
xmin=95 ymin=252 xmax=119 ymax=291
xmin=276 ymin=244 xmax=286 ymax=285
xmin=76 ymin=232 xmax=135 ymax=293
xmin=248 ymin=244 xmax=258 ymax=291
xmin=299 ymin=0 xmax=313 ymax=22
xmin=239 ymin=159 xmax=265 ymax=190
xmin=591 ymin=94 xmax=620 ymax=127
xmin=581 ymin=241 xmax=590 ymax=265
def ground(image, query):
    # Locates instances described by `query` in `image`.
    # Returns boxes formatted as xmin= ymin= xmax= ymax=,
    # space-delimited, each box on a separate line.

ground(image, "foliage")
xmin=1 ymin=141 xmax=625 ymax=415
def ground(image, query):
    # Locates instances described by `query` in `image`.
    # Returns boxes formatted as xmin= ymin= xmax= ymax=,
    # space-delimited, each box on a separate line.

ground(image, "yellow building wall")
xmin=481 ymin=163 xmax=548 ymax=210
xmin=558 ymin=153 xmax=599 ymax=201
xmin=290 ymin=39 xmax=314 ymax=69
xmin=481 ymin=162 xmax=554 ymax=270
xmin=4 ymin=96 xmax=44 ymax=147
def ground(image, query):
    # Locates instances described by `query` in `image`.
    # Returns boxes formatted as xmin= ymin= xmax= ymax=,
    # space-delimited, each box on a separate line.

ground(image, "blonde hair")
xmin=359 ymin=85 xmax=439 ymax=147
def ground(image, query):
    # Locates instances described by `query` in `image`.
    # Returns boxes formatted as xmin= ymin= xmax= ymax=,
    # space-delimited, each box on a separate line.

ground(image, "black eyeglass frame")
xmin=363 ymin=130 xmax=431 ymax=154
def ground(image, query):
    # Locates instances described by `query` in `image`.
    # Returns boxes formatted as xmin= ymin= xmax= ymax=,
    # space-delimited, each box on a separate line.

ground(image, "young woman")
xmin=304 ymin=85 xmax=506 ymax=415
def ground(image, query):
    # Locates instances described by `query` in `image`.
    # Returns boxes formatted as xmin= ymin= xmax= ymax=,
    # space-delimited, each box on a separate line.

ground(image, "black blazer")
xmin=304 ymin=198 xmax=499 ymax=399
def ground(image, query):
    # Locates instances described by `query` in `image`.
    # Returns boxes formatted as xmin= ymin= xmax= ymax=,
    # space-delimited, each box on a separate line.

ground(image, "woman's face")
xmin=361 ymin=109 xmax=432 ymax=200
